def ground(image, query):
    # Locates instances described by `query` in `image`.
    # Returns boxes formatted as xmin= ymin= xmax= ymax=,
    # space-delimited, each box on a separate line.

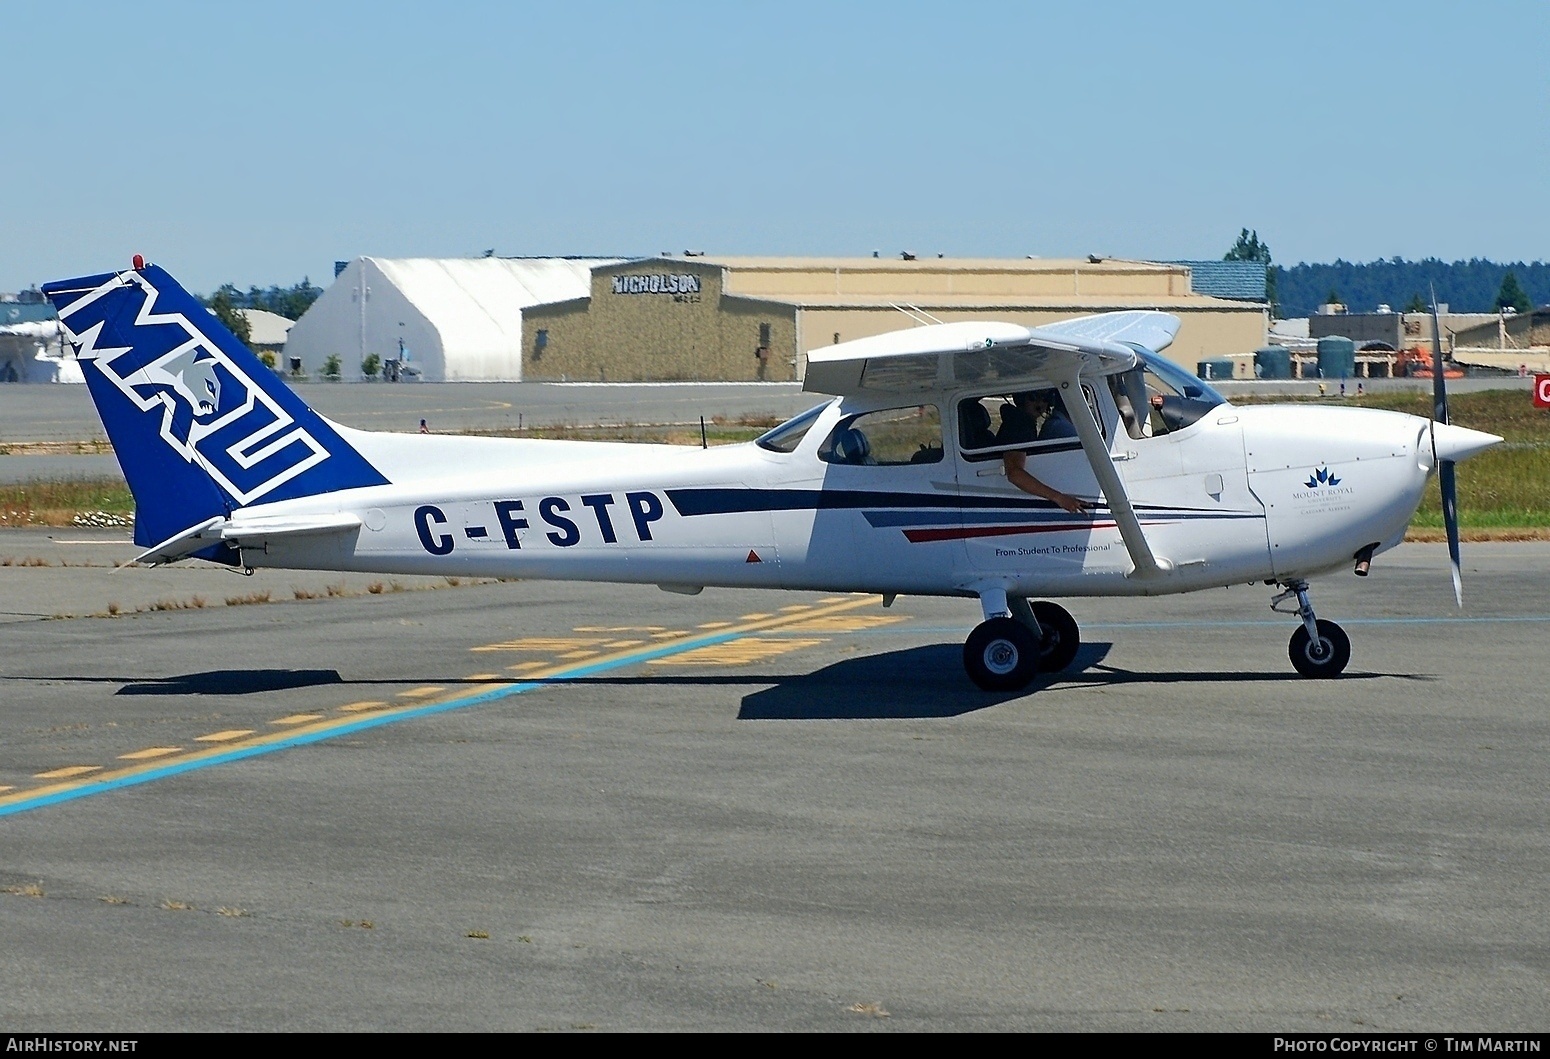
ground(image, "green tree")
xmin=322 ymin=354 xmax=342 ymax=379
xmin=281 ymin=279 xmax=323 ymax=320
xmin=361 ymin=352 xmax=381 ymax=379
xmin=1403 ymin=292 xmax=1428 ymax=313
xmin=1495 ymin=271 xmax=1532 ymax=313
xmin=1324 ymin=288 xmax=1343 ymax=307
xmin=1224 ymin=228 xmax=1271 ymax=263
xmin=1224 ymin=228 xmax=1277 ymax=312
xmin=207 ymin=286 xmax=251 ymax=344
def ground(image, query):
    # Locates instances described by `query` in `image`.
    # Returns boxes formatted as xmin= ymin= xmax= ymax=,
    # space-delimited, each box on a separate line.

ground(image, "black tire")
xmin=963 ymin=617 xmax=1040 ymax=692
xmin=1288 ymin=619 xmax=1351 ymax=678
xmin=1029 ymin=601 xmax=1081 ymax=673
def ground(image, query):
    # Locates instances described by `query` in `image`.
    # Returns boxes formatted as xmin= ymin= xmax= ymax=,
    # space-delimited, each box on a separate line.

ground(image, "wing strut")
xmin=1056 ymin=363 xmax=1169 ymax=580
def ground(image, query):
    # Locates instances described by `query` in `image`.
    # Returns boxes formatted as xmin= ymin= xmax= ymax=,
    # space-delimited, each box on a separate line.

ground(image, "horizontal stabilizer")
xmin=135 ymin=512 xmax=362 ymax=566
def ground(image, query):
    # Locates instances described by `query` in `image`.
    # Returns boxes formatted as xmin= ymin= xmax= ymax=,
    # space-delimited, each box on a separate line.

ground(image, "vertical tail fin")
xmin=42 ymin=263 xmax=388 ymax=548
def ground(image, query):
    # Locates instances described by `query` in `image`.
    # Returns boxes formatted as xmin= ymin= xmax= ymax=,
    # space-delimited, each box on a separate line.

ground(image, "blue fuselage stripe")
xmin=666 ymin=487 xmax=1243 ymax=518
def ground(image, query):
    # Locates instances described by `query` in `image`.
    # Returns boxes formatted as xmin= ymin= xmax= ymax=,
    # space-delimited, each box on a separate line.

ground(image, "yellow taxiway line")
xmin=0 ymin=594 xmax=885 ymax=816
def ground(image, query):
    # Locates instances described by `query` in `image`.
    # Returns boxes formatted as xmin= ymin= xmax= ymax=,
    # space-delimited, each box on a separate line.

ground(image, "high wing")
xmin=802 ymin=310 xmax=1181 ymax=396
xmin=804 ymin=310 xmax=1183 ymax=580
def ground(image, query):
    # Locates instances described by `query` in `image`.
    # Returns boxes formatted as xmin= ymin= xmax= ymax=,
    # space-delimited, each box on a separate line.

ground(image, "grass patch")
xmin=148 ymin=596 xmax=207 ymax=611
xmin=0 ymin=478 xmax=133 ymax=527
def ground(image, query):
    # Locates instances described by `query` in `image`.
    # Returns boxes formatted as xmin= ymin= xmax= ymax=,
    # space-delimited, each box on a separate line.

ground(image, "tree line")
xmin=202 ymin=279 xmax=323 ymax=320
xmin=200 ymin=278 xmax=324 ymax=345
xmin=1275 ymin=258 xmax=1549 ymax=318
xmin=1223 ymin=230 xmax=1545 ymax=318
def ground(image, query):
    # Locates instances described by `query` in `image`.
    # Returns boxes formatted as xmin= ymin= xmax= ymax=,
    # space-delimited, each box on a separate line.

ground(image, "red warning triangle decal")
xmin=746 ymin=550 xmax=762 ymax=563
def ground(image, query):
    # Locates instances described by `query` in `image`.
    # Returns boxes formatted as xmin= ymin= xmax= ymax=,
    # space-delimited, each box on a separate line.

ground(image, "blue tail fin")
xmin=42 ymin=264 xmax=389 ymax=549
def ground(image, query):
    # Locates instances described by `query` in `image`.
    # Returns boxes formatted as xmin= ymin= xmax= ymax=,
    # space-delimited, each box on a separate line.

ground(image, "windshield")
xmin=755 ymin=402 xmax=829 ymax=453
xmin=1109 ymin=351 xmax=1227 ymax=439
xmin=1139 ymin=350 xmax=1226 ymax=405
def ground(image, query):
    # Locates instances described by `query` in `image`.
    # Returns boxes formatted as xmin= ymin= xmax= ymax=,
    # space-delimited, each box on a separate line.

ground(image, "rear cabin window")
xmin=957 ymin=387 xmax=1101 ymax=462
xmin=755 ymin=403 xmax=827 ymax=453
xmin=819 ymin=405 xmax=943 ymax=466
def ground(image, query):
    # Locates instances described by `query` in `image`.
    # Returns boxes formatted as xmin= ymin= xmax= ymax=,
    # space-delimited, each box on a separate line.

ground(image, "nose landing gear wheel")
xmin=964 ymin=617 xmax=1039 ymax=691
xmin=1029 ymin=601 xmax=1080 ymax=673
xmin=1289 ymin=619 xmax=1350 ymax=678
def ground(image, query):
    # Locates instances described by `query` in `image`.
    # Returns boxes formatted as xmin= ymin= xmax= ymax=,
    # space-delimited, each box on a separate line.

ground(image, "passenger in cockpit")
xmin=996 ymin=391 xmax=1089 ymax=514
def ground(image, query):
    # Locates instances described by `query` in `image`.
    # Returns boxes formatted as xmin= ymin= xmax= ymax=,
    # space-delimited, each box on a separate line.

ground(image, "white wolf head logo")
xmin=144 ymin=348 xmax=221 ymax=416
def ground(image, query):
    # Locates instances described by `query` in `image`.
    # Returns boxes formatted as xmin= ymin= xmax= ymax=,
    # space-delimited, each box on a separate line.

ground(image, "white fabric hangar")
xmin=283 ymin=257 xmax=621 ymax=382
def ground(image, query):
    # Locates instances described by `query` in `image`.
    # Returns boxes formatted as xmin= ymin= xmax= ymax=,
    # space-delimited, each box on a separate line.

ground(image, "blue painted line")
xmin=860 ymin=615 xmax=1550 ymax=635
xmin=0 ymin=619 xmax=786 ymax=819
xmin=1084 ymin=615 xmax=1550 ymax=629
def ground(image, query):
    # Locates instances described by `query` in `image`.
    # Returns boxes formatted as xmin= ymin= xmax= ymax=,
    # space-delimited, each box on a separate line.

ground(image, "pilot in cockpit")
xmin=996 ymin=390 xmax=1089 ymax=514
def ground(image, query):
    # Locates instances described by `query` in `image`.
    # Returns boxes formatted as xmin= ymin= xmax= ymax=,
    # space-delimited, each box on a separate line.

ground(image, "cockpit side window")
xmin=956 ymin=387 xmax=1100 ymax=462
xmin=819 ymin=405 xmax=943 ymax=466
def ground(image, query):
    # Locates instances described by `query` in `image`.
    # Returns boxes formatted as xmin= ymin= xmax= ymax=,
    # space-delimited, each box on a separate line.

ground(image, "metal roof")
xmin=1167 ymin=260 xmax=1268 ymax=301
xmin=683 ymin=255 xmax=1182 ymax=273
xmin=237 ymin=308 xmax=296 ymax=346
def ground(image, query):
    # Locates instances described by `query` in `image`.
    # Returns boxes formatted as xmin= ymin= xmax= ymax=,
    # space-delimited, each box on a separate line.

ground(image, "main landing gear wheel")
xmin=1029 ymin=601 xmax=1080 ymax=673
xmin=963 ymin=617 xmax=1039 ymax=692
xmin=1288 ymin=619 xmax=1350 ymax=678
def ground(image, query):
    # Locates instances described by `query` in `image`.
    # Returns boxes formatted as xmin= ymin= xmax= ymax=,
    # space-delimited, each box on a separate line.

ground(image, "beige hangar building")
xmin=523 ymin=255 xmax=1269 ymax=384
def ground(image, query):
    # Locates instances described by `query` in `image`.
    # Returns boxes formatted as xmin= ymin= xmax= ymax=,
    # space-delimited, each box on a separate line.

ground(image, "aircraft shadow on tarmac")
xmin=113 ymin=669 xmax=345 ymax=696
xmin=16 ymin=649 xmax=1428 ymax=708
xmin=736 ymin=643 xmax=1116 ymax=719
xmin=733 ymin=643 xmax=1428 ymax=720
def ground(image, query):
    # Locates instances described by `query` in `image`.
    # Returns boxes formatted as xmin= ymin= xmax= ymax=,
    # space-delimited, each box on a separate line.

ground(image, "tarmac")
xmin=2 ymin=528 xmax=1547 ymax=1030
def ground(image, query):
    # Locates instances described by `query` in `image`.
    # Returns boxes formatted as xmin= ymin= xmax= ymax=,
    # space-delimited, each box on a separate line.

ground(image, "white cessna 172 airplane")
xmin=43 ymin=262 xmax=1501 ymax=692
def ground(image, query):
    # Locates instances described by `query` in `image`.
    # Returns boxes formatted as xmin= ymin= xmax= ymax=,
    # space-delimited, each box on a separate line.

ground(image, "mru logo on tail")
xmin=148 ymin=346 xmax=221 ymax=416
xmin=59 ymin=273 xmax=331 ymax=507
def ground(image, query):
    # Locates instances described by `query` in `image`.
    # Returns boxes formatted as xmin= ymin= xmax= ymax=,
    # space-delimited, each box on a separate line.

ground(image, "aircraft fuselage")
xmin=235 ymin=398 xmax=1438 ymax=601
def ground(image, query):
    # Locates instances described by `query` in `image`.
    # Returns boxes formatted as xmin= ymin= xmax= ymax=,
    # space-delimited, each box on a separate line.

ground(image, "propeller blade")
xmin=1439 ymin=459 xmax=1463 ymax=607
xmin=1430 ymin=283 xmax=1448 ymax=425
xmin=1429 ymin=285 xmax=1463 ymax=607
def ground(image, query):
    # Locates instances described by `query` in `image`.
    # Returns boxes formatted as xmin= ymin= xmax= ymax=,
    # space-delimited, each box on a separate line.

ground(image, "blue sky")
xmin=5 ymin=1 xmax=1547 ymax=293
